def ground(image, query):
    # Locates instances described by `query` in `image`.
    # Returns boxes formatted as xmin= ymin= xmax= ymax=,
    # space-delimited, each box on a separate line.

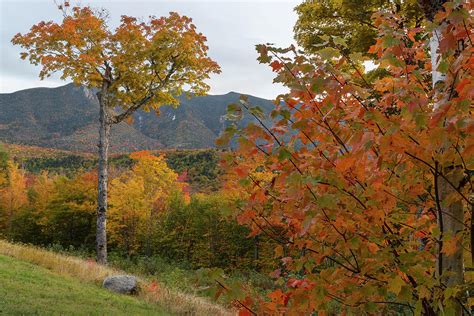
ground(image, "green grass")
xmin=0 ymin=240 xmax=231 ymax=315
xmin=0 ymin=254 xmax=168 ymax=315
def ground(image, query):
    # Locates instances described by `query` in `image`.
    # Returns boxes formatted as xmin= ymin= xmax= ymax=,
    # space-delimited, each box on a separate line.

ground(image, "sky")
xmin=0 ymin=0 xmax=300 ymax=99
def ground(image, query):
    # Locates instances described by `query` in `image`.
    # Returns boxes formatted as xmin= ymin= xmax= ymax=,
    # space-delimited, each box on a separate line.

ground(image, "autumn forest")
xmin=0 ymin=0 xmax=472 ymax=315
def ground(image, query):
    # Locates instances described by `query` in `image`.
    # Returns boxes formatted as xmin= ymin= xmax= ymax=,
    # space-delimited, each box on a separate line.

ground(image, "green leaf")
xmin=319 ymin=34 xmax=330 ymax=42
xmin=414 ymin=112 xmax=427 ymax=129
xmin=431 ymin=226 xmax=441 ymax=239
xmin=238 ymin=178 xmax=251 ymax=186
xmin=437 ymin=60 xmax=449 ymax=74
xmin=388 ymin=275 xmax=404 ymax=295
xmin=332 ymin=36 xmax=347 ymax=48
xmin=365 ymin=301 xmax=377 ymax=312
xmin=249 ymin=106 xmax=265 ymax=120
xmin=310 ymin=77 xmax=326 ymax=94
xmin=399 ymin=284 xmax=412 ymax=301
xmin=256 ymin=44 xmax=271 ymax=63
xmin=317 ymin=47 xmax=340 ymax=60
xmin=414 ymin=300 xmax=423 ymax=316
xmin=286 ymin=172 xmax=302 ymax=186
xmin=226 ymin=103 xmax=243 ymax=121
xmin=349 ymin=237 xmax=360 ymax=250
xmin=278 ymin=148 xmax=292 ymax=161
xmin=279 ymin=109 xmax=291 ymax=120
xmin=349 ymin=52 xmax=363 ymax=63
xmin=292 ymin=120 xmax=308 ymax=130
xmin=227 ymin=103 xmax=239 ymax=113
xmin=382 ymin=35 xmax=400 ymax=48
xmin=385 ymin=55 xmax=405 ymax=68
xmin=316 ymin=194 xmax=337 ymax=209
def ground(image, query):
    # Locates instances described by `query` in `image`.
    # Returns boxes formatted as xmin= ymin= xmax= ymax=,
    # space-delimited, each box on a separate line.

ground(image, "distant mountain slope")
xmin=0 ymin=83 xmax=274 ymax=152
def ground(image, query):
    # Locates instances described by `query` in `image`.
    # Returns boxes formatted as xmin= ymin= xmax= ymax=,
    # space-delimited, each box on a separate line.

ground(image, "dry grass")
xmin=0 ymin=240 xmax=234 ymax=315
xmin=0 ymin=240 xmax=115 ymax=283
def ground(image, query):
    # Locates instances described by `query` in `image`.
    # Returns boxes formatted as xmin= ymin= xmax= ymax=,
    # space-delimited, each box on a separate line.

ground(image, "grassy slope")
xmin=0 ymin=240 xmax=232 ymax=315
xmin=0 ymin=254 xmax=167 ymax=315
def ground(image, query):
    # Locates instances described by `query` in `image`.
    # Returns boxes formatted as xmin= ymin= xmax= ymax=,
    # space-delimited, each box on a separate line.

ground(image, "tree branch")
xmin=110 ymin=61 xmax=177 ymax=124
xmin=404 ymin=151 xmax=471 ymax=205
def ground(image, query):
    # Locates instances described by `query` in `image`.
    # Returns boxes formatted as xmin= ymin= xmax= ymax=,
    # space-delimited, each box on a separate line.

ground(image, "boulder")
xmin=102 ymin=275 xmax=138 ymax=294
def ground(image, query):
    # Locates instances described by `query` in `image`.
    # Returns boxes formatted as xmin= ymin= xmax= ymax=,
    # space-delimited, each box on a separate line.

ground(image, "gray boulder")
xmin=102 ymin=275 xmax=138 ymax=294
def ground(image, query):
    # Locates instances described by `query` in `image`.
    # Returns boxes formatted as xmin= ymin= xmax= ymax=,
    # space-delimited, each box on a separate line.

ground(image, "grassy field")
xmin=0 ymin=240 xmax=232 ymax=315
xmin=0 ymin=255 xmax=166 ymax=315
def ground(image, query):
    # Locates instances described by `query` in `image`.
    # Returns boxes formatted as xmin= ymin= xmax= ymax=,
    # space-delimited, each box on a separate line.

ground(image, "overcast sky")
xmin=0 ymin=0 xmax=300 ymax=99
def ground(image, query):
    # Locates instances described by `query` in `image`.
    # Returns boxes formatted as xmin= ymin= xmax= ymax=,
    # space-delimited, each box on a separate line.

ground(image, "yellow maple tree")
xmin=109 ymin=151 xmax=186 ymax=255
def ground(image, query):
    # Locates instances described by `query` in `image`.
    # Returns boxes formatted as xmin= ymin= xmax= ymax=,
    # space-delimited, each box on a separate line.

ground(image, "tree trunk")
xmin=254 ymin=235 xmax=259 ymax=270
xmin=145 ymin=209 xmax=152 ymax=257
xmin=7 ymin=196 xmax=14 ymax=238
xmin=437 ymin=167 xmax=465 ymax=286
xmin=96 ymin=87 xmax=110 ymax=265
xmin=425 ymin=4 xmax=465 ymax=312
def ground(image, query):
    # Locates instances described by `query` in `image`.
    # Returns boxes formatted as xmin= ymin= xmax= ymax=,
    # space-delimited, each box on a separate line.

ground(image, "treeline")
xmin=15 ymin=149 xmax=222 ymax=192
xmin=0 ymin=147 xmax=274 ymax=272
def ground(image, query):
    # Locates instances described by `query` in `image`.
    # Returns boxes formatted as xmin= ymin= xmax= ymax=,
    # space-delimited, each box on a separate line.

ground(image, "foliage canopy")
xmin=294 ymin=0 xmax=424 ymax=54
xmin=220 ymin=0 xmax=473 ymax=314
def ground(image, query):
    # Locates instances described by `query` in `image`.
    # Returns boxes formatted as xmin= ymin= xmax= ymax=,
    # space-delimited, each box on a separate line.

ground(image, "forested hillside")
xmin=3 ymin=144 xmax=222 ymax=192
xmin=0 ymin=84 xmax=274 ymax=152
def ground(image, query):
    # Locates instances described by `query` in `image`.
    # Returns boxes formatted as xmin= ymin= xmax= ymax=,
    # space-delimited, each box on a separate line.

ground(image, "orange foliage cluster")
xmin=219 ymin=1 xmax=472 ymax=314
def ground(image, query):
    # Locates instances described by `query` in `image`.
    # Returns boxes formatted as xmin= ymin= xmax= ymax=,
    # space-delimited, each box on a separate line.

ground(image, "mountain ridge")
xmin=0 ymin=83 xmax=274 ymax=152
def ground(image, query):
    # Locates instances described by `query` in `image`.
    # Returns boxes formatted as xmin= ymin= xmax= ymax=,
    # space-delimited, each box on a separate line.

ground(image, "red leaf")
xmin=270 ymin=60 xmax=283 ymax=72
xmin=238 ymin=309 xmax=252 ymax=316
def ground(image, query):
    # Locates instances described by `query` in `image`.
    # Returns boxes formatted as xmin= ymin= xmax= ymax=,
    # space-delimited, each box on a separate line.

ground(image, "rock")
xmin=102 ymin=275 xmax=138 ymax=294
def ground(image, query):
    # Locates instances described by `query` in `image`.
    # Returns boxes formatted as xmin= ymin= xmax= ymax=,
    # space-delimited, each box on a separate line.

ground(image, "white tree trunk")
xmin=96 ymin=86 xmax=110 ymax=265
xmin=430 ymin=28 xmax=446 ymax=95
xmin=431 ymin=24 xmax=464 ymax=314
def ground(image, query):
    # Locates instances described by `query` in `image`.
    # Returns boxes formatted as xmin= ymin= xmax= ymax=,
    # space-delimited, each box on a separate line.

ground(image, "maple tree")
xmin=0 ymin=161 xmax=28 ymax=237
xmin=219 ymin=0 xmax=472 ymax=314
xmin=10 ymin=171 xmax=56 ymax=245
xmin=38 ymin=172 xmax=97 ymax=248
xmin=12 ymin=3 xmax=221 ymax=263
xmin=108 ymin=151 xmax=185 ymax=255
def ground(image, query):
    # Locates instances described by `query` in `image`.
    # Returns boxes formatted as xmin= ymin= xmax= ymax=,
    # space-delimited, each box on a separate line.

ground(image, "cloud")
xmin=0 ymin=0 xmax=299 ymax=99
xmin=0 ymin=74 xmax=64 ymax=93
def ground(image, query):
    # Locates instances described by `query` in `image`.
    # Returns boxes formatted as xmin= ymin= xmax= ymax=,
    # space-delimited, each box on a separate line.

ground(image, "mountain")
xmin=0 ymin=83 xmax=275 ymax=152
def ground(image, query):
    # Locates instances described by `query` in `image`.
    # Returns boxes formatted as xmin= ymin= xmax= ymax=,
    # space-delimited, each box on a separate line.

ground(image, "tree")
xmin=39 ymin=172 xmax=97 ymax=249
xmin=219 ymin=0 xmax=472 ymax=313
xmin=0 ymin=161 xmax=28 ymax=237
xmin=12 ymin=3 xmax=221 ymax=263
xmin=29 ymin=171 xmax=56 ymax=216
xmin=9 ymin=171 xmax=56 ymax=245
xmin=0 ymin=144 xmax=9 ymax=171
xmin=0 ymin=145 xmax=10 ymax=189
xmin=294 ymin=0 xmax=424 ymax=54
xmin=108 ymin=151 xmax=184 ymax=255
